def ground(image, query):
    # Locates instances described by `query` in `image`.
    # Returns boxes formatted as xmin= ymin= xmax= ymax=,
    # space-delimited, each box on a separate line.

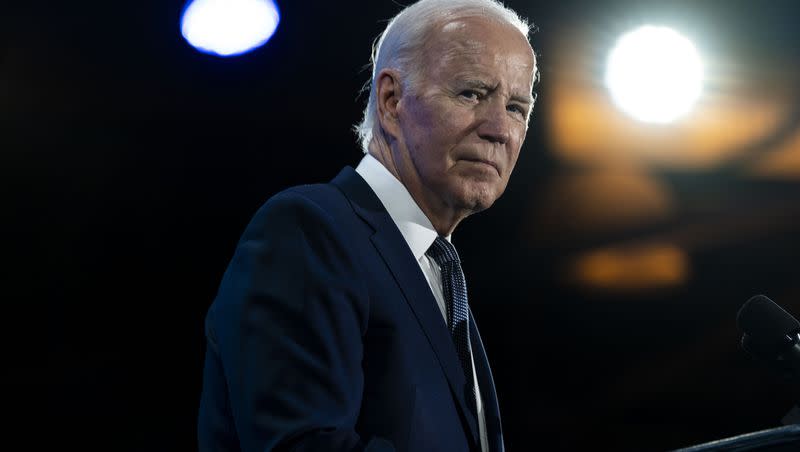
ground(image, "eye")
xmin=507 ymin=104 xmax=527 ymax=116
xmin=459 ymin=90 xmax=482 ymax=101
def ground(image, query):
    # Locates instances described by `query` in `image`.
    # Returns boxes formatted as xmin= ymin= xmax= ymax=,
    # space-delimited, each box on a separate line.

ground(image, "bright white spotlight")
xmin=181 ymin=0 xmax=280 ymax=57
xmin=605 ymin=25 xmax=703 ymax=124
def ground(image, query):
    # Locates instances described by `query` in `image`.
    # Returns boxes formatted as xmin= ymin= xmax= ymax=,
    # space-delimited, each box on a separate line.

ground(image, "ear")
xmin=375 ymin=69 xmax=403 ymax=140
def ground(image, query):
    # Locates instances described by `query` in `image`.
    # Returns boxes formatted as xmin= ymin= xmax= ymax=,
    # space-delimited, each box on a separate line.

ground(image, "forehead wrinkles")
xmin=435 ymin=42 xmax=485 ymax=78
xmin=419 ymin=20 xmax=484 ymax=75
xmin=420 ymin=19 xmax=533 ymax=86
xmin=440 ymin=20 xmax=484 ymax=50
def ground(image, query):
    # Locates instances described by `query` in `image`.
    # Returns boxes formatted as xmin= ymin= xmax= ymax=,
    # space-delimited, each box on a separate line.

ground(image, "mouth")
xmin=460 ymin=158 xmax=499 ymax=175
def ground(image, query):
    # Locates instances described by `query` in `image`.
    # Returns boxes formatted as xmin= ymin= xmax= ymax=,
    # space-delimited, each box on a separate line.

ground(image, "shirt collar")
xmin=355 ymin=154 xmax=451 ymax=260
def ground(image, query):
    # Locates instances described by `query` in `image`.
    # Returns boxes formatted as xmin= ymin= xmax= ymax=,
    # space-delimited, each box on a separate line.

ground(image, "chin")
xmin=453 ymin=184 xmax=503 ymax=213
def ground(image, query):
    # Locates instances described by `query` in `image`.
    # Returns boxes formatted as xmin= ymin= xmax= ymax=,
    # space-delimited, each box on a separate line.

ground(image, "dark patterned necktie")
xmin=426 ymin=236 xmax=477 ymax=416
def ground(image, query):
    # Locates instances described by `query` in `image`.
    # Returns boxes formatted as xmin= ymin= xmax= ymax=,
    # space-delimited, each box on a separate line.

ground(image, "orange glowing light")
xmin=569 ymin=243 xmax=689 ymax=291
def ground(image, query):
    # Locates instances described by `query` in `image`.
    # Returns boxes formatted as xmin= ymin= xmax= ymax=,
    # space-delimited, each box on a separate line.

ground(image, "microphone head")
xmin=737 ymin=295 xmax=800 ymax=358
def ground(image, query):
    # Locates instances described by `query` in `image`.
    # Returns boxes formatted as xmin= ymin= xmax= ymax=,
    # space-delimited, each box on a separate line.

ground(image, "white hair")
xmin=354 ymin=0 xmax=533 ymax=153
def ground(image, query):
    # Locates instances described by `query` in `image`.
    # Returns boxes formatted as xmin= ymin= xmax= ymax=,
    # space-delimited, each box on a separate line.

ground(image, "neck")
xmin=367 ymin=138 xmax=469 ymax=236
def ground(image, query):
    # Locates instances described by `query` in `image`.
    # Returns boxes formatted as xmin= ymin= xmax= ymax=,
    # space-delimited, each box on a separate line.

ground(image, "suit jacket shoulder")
xmin=198 ymin=167 xmax=491 ymax=452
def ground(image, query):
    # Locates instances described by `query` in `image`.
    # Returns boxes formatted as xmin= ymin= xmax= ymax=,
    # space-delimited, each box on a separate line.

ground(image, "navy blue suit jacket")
xmin=198 ymin=167 xmax=504 ymax=452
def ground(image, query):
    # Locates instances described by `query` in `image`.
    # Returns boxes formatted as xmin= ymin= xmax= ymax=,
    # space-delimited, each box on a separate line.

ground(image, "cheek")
xmin=413 ymin=121 xmax=464 ymax=166
xmin=420 ymin=101 xmax=472 ymax=141
xmin=509 ymin=129 xmax=527 ymax=159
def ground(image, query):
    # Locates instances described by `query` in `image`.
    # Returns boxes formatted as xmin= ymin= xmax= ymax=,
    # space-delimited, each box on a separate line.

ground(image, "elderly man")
xmin=197 ymin=0 xmax=537 ymax=451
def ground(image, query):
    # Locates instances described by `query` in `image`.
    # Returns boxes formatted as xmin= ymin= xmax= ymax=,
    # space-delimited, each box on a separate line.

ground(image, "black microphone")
xmin=737 ymin=294 xmax=800 ymax=426
xmin=737 ymin=294 xmax=800 ymax=376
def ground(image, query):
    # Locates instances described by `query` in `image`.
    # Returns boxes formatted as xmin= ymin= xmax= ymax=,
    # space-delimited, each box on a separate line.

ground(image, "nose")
xmin=476 ymin=99 xmax=511 ymax=145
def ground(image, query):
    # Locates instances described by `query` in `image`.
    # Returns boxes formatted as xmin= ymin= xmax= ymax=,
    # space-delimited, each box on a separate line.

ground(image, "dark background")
xmin=7 ymin=0 xmax=799 ymax=450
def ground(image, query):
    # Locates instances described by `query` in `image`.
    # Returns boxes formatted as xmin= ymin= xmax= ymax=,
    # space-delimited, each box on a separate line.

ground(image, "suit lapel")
xmin=331 ymin=167 xmax=481 ymax=449
xmin=470 ymin=311 xmax=504 ymax=452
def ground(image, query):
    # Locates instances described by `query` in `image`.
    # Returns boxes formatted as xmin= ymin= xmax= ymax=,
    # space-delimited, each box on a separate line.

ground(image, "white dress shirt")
xmin=356 ymin=154 xmax=489 ymax=452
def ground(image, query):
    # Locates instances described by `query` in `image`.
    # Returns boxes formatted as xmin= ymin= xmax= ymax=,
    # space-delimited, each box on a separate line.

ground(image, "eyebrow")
xmin=459 ymin=79 xmax=493 ymax=91
xmin=511 ymin=93 xmax=535 ymax=105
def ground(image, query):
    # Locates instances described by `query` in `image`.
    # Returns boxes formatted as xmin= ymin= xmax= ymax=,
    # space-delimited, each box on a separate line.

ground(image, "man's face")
xmin=393 ymin=17 xmax=536 ymax=218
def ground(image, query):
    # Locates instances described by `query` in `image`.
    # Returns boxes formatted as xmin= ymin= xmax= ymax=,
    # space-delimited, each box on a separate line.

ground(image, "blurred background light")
xmin=605 ymin=25 xmax=704 ymax=124
xmin=181 ymin=0 xmax=280 ymax=57
xmin=548 ymin=33 xmax=796 ymax=172
xmin=568 ymin=242 xmax=689 ymax=291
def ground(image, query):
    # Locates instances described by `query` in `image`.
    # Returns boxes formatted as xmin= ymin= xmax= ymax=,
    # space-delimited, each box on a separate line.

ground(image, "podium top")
xmin=671 ymin=425 xmax=800 ymax=452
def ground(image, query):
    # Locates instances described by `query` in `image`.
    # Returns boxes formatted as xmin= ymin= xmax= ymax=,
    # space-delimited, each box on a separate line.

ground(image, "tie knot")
xmin=426 ymin=236 xmax=460 ymax=265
